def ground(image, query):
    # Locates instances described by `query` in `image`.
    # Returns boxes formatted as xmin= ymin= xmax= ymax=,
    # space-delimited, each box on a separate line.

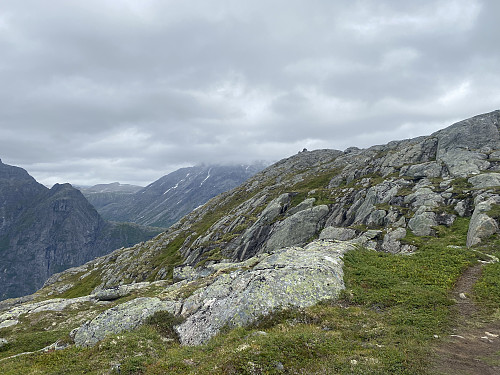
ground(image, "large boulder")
xmin=468 ymin=173 xmax=500 ymax=189
xmin=400 ymin=161 xmax=443 ymax=179
xmin=466 ymin=195 xmax=500 ymax=247
xmin=176 ymin=240 xmax=354 ymax=345
xmin=434 ymin=111 xmax=500 ymax=177
xmin=319 ymin=227 xmax=356 ymax=241
xmin=408 ymin=211 xmax=437 ymax=236
xmin=74 ymin=297 xmax=180 ymax=347
xmin=262 ymin=205 xmax=329 ymax=252
xmin=381 ymin=228 xmax=408 ymax=253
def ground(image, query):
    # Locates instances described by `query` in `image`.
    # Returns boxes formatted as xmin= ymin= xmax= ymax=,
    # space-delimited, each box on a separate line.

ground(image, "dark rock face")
xmin=0 ymin=161 xmax=161 ymax=300
xmin=96 ymin=164 xmax=265 ymax=228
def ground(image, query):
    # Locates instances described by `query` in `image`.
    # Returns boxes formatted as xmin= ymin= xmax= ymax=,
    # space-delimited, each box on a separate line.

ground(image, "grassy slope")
xmin=4 ymin=218 xmax=500 ymax=374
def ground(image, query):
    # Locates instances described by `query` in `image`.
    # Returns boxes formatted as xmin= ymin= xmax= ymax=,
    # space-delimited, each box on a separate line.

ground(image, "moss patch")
xmin=59 ymin=270 xmax=102 ymax=299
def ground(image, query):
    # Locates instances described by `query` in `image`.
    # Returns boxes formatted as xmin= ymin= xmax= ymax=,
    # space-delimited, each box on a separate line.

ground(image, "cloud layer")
xmin=1 ymin=0 xmax=499 ymax=186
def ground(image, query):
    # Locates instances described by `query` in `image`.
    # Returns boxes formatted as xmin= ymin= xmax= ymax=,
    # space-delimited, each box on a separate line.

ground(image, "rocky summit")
xmin=1 ymin=110 xmax=500 ymax=374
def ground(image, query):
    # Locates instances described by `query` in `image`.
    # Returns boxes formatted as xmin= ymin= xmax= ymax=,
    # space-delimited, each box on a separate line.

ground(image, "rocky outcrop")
xmin=468 ymin=173 xmax=500 ymax=189
xmin=29 ymin=110 xmax=500 ymax=299
xmin=74 ymin=297 xmax=180 ymax=347
xmin=261 ymin=205 xmax=329 ymax=253
xmin=178 ymin=240 xmax=352 ymax=345
xmin=5 ymin=110 xmax=500 ymax=351
xmin=434 ymin=111 xmax=500 ymax=177
xmin=70 ymin=240 xmax=354 ymax=347
xmin=319 ymin=227 xmax=356 ymax=241
xmin=467 ymin=195 xmax=500 ymax=247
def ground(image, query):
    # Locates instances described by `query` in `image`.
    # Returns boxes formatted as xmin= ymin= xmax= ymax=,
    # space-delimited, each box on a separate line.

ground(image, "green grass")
xmin=288 ymin=168 xmax=342 ymax=192
xmin=145 ymin=311 xmax=185 ymax=341
xmin=1 ymin=218 xmax=484 ymax=374
xmin=59 ymin=270 xmax=102 ymax=299
xmin=472 ymin=234 xmax=500 ymax=312
xmin=147 ymin=234 xmax=186 ymax=281
xmin=486 ymin=204 xmax=500 ymax=220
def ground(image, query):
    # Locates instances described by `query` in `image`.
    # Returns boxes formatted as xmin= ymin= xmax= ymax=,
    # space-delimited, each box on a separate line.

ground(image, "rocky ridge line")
xmin=2 ymin=110 xmax=500 ymax=349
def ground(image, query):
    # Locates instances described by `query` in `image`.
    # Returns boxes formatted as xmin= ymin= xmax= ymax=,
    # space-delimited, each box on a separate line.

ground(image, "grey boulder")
xmin=74 ymin=297 xmax=180 ymax=347
xmin=176 ymin=240 xmax=355 ymax=346
xmin=467 ymin=196 xmax=500 ymax=247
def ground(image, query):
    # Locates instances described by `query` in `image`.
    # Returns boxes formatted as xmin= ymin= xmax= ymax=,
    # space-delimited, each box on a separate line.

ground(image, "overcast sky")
xmin=1 ymin=0 xmax=499 ymax=186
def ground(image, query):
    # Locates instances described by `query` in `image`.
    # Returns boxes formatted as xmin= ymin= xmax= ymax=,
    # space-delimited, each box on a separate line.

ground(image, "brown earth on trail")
xmin=431 ymin=264 xmax=500 ymax=375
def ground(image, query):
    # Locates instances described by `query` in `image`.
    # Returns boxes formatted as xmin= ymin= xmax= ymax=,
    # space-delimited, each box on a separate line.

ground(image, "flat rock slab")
xmin=74 ymin=297 xmax=180 ymax=347
xmin=177 ymin=240 xmax=355 ymax=345
xmin=468 ymin=173 xmax=500 ymax=188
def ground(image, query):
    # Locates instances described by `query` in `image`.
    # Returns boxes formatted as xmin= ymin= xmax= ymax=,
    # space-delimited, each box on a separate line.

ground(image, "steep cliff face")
xmin=0 ymin=162 xmax=162 ymax=300
xmin=2 ymin=110 xmax=500 ymax=358
xmin=95 ymin=164 xmax=265 ymax=228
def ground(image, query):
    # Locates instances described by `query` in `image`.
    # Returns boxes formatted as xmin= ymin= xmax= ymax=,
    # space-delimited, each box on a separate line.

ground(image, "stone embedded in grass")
xmin=0 ymin=338 xmax=8 ymax=348
xmin=176 ymin=240 xmax=355 ymax=345
xmin=0 ymin=319 xmax=18 ymax=329
xmin=74 ymin=297 xmax=181 ymax=347
xmin=467 ymin=195 xmax=500 ymax=247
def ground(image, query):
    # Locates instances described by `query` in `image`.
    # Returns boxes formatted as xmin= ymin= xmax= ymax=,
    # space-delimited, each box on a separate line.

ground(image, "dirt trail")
xmin=431 ymin=264 xmax=500 ymax=375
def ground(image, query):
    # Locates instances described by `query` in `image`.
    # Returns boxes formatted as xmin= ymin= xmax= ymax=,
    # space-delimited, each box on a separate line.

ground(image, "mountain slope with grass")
xmin=1 ymin=110 xmax=500 ymax=374
xmin=78 ymin=182 xmax=143 ymax=211
xmin=94 ymin=164 xmax=265 ymax=228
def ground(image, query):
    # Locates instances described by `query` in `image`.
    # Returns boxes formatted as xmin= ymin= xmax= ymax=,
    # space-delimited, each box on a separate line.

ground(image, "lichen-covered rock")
xmin=262 ymin=205 xmax=329 ymax=253
xmin=176 ymin=240 xmax=355 ymax=345
xmin=434 ymin=111 xmax=500 ymax=177
xmin=351 ymin=230 xmax=383 ymax=250
xmin=287 ymin=198 xmax=315 ymax=216
xmin=400 ymin=161 xmax=443 ymax=178
xmin=74 ymin=297 xmax=180 ymax=347
xmin=380 ymin=137 xmax=438 ymax=168
xmin=381 ymin=228 xmax=408 ymax=253
xmin=353 ymin=181 xmax=401 ymax=224
xmin=94 ymin=287 xmax=129 ymax=301
xmin=404 ymin=187 xmax=443 ymax=210
xmin=0 ymin=319 xmax=18 ymax=329
xmin=468 ymin=173 xmax=500 ymax=188
xmin=0 ymin=295 xmax=94 ymax=323
xmin=319 ymin=227 xmax=356 ymax=241
xmin=467 ymin=195 xmax=500 ymax=247
xmin=173 ymin=265 xmax=213 ymax=282
xmin=408 ymin=211 xmax=437 ymax=236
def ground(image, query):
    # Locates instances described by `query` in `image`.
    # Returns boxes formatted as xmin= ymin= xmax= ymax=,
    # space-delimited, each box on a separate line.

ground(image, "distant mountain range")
xmin=80 ymin=164 xmax=265 ymax=228
xmin=0 ymin=160 xmax=162 ymax=300
xmin=78 ymin=182 xmax=143 ymax=211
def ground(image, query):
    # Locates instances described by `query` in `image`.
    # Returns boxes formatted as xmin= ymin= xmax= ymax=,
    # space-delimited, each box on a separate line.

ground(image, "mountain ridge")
xmin=0 ymin=163 xmax=162 ymax=300
xmin=2 ymin=110 xmax=500 ymax=373
xmin=94 ymin=163 xmax=265 ymax=228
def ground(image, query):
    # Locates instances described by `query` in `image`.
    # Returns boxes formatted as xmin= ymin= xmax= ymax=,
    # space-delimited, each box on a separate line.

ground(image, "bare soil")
xmin=431 ymin=264 xmax=500 ymax=374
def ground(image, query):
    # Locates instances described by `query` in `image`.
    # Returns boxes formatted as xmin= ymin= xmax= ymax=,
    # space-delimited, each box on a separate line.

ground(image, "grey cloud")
xmin=1 ymin=0 xmax=499 ymax=186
